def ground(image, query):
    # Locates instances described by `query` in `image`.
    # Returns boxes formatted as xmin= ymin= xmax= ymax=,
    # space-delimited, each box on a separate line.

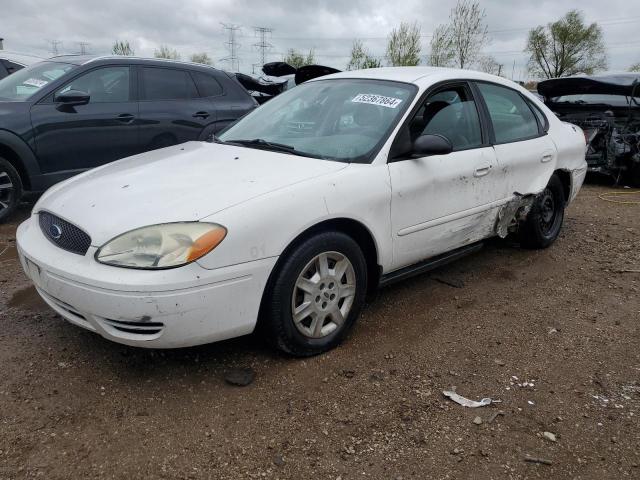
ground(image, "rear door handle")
xmin=116 ymin=113 xmax=135 ymax=123
xmin=541 ymin=153 xmax=553 ymax=163
xmin=473 ymin=164 xmax=492 ymax=177
xmin=193 ymin=111 xmax=210 ymax=119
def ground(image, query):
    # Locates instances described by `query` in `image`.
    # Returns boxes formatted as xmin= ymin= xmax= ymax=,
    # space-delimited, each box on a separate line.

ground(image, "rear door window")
xmin=477 ymin=83 xmax=540 ymax=143
xmin=141 ymin=67 xmax=198 ymax=100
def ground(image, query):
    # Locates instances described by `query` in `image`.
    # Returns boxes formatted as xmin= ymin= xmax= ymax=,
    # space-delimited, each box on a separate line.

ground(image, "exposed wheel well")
xmin=554 ymin=169 xmax=571 ymax=203
xmin=0 ymin=144 xmax=29 ymax=190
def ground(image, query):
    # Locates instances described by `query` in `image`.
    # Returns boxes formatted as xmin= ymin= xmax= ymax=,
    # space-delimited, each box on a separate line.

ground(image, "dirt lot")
xmin=0 ymin=183 xmax=638 ymax=480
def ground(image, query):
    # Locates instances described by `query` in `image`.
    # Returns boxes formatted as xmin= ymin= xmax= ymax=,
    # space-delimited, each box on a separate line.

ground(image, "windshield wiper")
xmin=225 ymin=138 xmax=296 ymax=152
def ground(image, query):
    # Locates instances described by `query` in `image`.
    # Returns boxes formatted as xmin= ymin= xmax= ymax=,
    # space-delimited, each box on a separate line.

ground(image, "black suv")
xmin=0 ymin=55 xmax=257 ymax=221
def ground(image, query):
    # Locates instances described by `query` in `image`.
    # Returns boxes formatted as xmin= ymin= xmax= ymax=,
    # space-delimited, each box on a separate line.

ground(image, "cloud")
xmin=2 ymin=0 xmax=639 ymax=77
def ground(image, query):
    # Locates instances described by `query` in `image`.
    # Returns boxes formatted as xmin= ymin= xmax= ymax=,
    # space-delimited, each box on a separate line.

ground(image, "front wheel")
xmin=0 ymin=158 xmax=22 ymax=224
xmin=263 ymin=231 xmax=368 ymax=357
xmin=519 ymin=174 xmax=565 ymax=249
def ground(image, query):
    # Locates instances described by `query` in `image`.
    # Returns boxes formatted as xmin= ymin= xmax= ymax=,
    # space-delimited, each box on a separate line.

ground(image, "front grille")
xmin=39 ymin=211 xmax=92 ymax=255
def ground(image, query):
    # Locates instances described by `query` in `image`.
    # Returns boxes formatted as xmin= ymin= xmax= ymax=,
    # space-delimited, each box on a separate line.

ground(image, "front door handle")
xmin=193 ymin=111 xmax=210 ymax=119
xmin=541 ymin=153 xmax=553 ymax=163
xmin=116 ymin=113 xmax=135 ymax=124
xmin=473 ymin=164 xmax=492 ymax=177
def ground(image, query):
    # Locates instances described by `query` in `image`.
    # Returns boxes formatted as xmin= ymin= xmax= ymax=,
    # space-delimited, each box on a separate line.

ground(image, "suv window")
xmin=191 ymin=71 xmax=223 ymax=97
xmin=477 ymin=83 xmax=540 ymax=143
xmin=142 ymin=67 xmax=198 ymax=100
xmin=408 ymin=84 xmax=483 ymax=151
xmin=57 ymin=66 xmax=130 ymax=103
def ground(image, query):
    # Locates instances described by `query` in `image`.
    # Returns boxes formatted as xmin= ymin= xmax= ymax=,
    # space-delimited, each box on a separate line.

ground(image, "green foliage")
xmin=448 ymin=0 xmax=488 ymax=69
xmin=386 ymin=22 xmax=421 ymax=67
xmin=629 ymin=63 xmax=640 ymax=72
xmin=347 ymin=40 xmax=382 ymax=70
xmin=525 ymin=9 xmax=607 ymax=79
xmin=428 ymin=25 xmax=455 ymax=67
xmin=190 ymin=52 xmax=212 ymax=65
xmin=112 ymin=40 xmax=134 ymax=56
xmin=284 ymin=49 xmax=315 ymax=68
xmin=154 ymin=45 xmax=181 ymax=60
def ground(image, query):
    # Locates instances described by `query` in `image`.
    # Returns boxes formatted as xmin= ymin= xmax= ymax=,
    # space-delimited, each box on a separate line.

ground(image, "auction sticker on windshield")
xmin=23 ymin=78 xmax=48 ymax=88
xmin=352 ymin=93 xmax=403 ymax=108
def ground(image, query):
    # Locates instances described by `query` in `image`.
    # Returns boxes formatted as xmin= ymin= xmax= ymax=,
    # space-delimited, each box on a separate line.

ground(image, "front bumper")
xmin=16 ymin=216 xmax=277 ymax=348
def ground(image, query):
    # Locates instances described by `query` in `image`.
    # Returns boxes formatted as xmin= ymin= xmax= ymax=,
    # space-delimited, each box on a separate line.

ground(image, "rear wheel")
xmin=519 ymin=174 xmax=565 ymax=249
xmin=263 ymin=231 xmax=367 ymax=357
xmin=0 ymin=158 xmax=22 ymax=223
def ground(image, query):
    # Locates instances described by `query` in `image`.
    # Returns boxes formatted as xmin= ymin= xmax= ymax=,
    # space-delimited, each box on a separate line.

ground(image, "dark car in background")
xmin=0 ymin=55 xmax=257 ymax=221
xmin=538 ymin=73 xmax=640 ymax=185
xmin=0 ymin=51 xmax=44 ymax=79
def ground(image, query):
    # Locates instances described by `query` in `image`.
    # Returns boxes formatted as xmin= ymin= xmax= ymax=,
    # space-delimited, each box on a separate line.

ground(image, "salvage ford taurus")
xmin=16 ymin=67 xmax=588 ymax=356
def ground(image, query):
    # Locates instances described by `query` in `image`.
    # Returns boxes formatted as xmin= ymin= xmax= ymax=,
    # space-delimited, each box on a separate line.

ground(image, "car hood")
xmin=538 ymin=73 xmax=640 ymax=99
xmin=37 ymin=141 xmax=348 ymax=245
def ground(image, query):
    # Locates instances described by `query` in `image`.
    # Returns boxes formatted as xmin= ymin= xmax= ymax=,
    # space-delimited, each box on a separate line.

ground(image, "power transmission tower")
xmin=220 ymin=23 xmax=241 ymax=72
xmin=253 ymin=26 xmax=273 ymax=67
xmin=49 ymin=39 xmax=62 ymax=56
xmin=78 ymin=42 xmax=90 ymax=55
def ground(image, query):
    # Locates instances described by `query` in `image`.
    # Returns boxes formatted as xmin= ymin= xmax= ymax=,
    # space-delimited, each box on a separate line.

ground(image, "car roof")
xmin=47 ymin=54 xmax=225 ymax=72
xmin=0 ymin=50 xmax=45 ymax=67
xmin=313 ymin=66 xmax=524 ymax=90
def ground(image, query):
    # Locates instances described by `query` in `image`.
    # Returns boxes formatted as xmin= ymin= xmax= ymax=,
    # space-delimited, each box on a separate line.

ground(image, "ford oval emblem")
xmin=50 ymin=224 xmax=62 ymax=240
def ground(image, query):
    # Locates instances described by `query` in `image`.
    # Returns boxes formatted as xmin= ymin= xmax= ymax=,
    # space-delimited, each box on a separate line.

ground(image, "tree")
xmin=112 ymin=40 xmax=134 ymax=56
xmin=525 ymin=10 xmax=607 ymax=79
xmin=154 ymin=45 xmax=181 ymax=60
xmin=283 ymin=49 xmax=315 ymax=68
xmin=448 ymin=0 xmax=489 ymax=69
xmin=629 ymin=63 xmax=640 ymax=72
xmin=347 ymin=40 xmax=382 ymax=70
xmin=428 ymin=25 xmax=454 ymax=67
xmin=476 ymin=55 xmax=503 ymax=75
xmin=190 ymin=52 xmax=212 ymax=65
xmin=386 ymin=22 xmax=421 ymax=67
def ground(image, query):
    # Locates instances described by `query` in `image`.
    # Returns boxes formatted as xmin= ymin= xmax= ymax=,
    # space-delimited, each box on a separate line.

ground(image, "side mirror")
xmin=55 ymin=90 xmax=90 ymax=106
xmin=412 ymin=134 xmax=453 ymax=157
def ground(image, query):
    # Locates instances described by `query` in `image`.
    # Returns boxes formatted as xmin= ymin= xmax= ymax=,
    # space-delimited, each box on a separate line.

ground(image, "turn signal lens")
xmin=96 ymin=222 xmax=227 ymax=269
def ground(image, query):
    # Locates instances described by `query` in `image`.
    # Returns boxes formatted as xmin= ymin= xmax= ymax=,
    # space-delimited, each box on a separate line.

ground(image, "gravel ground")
xmin=0 ymin=183 xmax=638 ymax=480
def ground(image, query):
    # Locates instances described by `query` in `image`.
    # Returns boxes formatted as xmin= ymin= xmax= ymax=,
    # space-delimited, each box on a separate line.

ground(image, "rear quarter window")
xmin=191 ymin=71 xmax=223 ymax=97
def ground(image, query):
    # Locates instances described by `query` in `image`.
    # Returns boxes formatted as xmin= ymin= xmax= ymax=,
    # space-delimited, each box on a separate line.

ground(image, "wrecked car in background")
xmin=235 ymin=62 xmax=340 ymax=103
xmin=538 ymin=73 xmax=640 ymax=185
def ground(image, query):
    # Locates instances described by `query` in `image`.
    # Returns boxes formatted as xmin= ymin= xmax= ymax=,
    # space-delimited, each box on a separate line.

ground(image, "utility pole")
xmin=220 ymin=23 xmax=241 ymax=72
xmin=253 ymin=26 xmax=273 ymax=68
xmin=78 ymin=42 xmax=90 ymax=55
xmin=49 ymin=39 xmax=62 ymax=56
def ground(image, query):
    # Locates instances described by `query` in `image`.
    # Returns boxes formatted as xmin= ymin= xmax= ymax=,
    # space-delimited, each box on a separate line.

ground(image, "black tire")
xmin=627 ymin=162 xmax=640 ymax=188
xmin=0 ymin=158 xmax=22 ymax=224
xmin=519 ymin=174 xmax=565 ymax=249
xmin=262 ymin=231 xmax=368 ymax=357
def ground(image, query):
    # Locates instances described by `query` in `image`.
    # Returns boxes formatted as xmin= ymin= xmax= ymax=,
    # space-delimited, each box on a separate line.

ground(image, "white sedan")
xmin=16 ymin=67 xmax=587 ymax=356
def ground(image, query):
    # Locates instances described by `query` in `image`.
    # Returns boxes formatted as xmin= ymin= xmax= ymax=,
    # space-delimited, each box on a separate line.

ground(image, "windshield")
xmin=219 ymin=79 xmax=417 ymax=163
xmin=0 ymin=61 xmax=76 ymax=101
xmin=552 ymin=94 xmax=640 ymax=107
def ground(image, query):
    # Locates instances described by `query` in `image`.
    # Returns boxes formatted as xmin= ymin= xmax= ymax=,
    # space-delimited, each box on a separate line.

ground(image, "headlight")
xmin=95 ymin=222 xmax=227 ymax=269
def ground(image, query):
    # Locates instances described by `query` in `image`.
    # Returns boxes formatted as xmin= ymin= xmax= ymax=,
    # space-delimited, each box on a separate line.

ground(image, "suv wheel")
xmin=263 ymin=231 xmax=368 ymax=357
xmin=0 ymin=158 xmax=22 ymax=223
xmin=518 ymin=174 xmax=565 ymax=249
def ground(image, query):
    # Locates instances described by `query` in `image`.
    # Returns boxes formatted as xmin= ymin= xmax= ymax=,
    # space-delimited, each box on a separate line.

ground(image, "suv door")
xmin=138 ymin=66 xmax=216 ymax=149
xmin=30 ymin=65 xmax=139 ymax=173
xmin=474 ymin=82 xmax=556 ymax=198
xmin=388 ymin=82 xmax=504 ymax=270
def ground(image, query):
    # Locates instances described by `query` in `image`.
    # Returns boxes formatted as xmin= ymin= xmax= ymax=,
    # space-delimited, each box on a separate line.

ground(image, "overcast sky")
xmin=2 ymin=0 xmax=640 ymax=79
